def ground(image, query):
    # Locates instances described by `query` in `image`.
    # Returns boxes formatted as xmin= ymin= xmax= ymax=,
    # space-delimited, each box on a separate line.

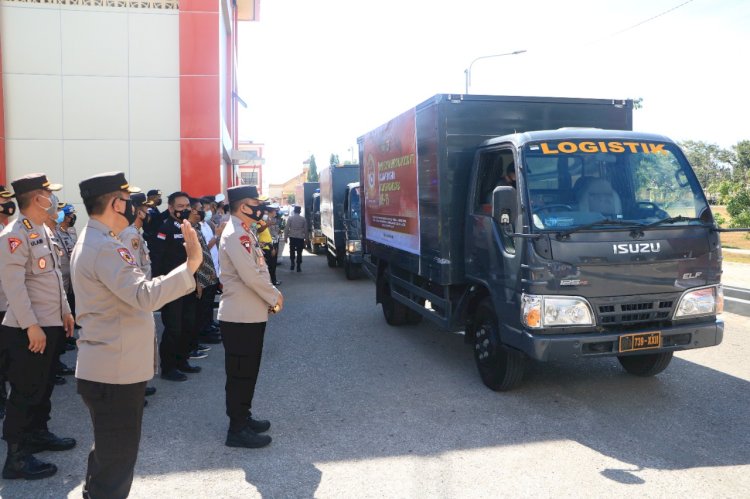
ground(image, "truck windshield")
xmin=350 ymin=187 xmax=361 ymax=220
xmin=522 ymin=140 xmax=710 ymax=231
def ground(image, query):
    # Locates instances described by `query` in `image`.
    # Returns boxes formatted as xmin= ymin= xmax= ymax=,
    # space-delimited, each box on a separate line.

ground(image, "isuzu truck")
xmin=358 ymin=94 xmax=724 ymax=390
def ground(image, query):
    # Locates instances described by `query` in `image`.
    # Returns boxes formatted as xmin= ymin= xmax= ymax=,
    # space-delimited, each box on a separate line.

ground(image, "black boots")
xmin=247 ymin=416 xmax=271 ymax=433
xmin=2 ymin=443 xmax=57 ymax=480
xmin=23 ymin=430 xmax=76 ymax=454
xmin=225 ymin=427 xmax=272 ymax=449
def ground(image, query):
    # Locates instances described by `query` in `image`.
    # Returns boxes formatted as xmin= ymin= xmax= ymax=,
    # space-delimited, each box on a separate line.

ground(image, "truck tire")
xmin=472 ymin=298 xmax=526 ymax=391
xmin=379 ymin=277 xmax=408 ymax=326
xmin=617 ymin=351 xmax=673 ymax=377
xmin=345 ymin=262 xmax=360 ymax=280
xmin=326 ymin=251 xmax=337 ymax=267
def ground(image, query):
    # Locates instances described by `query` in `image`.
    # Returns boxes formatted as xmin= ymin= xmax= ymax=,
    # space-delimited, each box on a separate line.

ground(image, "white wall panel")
xmin=129 ymin=140 xmax=181 ymax=196
xmin=3 ymin=74 xmax=63 ymax=140
xmin=63 ymin=140 xmax=129 ymax=203
xmin=63 ymin=76 xmax=129 ymax=140
xmin=129 ymin=77 xmax=179 ymax=140
xmin=129 ymin=12 xmax=179 ymax=77
xmin=0 ymin=5 xmax=62 ymax=75
xmin=61 ymin=9 xmax=128 ymax=77
xmin=5 ymin=139 xmax=65 ymax=194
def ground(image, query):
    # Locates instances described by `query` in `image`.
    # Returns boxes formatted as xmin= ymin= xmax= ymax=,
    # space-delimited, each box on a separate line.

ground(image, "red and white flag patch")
xmin=8 ymin=237 xmax=21 ymax=254
xmin=117 ymin=248 xmax=137 ymax=266
xmin=156 ymin=233 xmax=166 ymax=240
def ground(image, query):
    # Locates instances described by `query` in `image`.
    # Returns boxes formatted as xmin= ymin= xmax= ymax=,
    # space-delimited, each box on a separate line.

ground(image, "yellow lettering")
xmin=579 ymin=142 xmax=598 ymax=153
xmin=641 ymin=143 xmax=650 ymax=153
xmin=558 ymin=142 xmax=578 ymax=154
xmin=648 ymin=143 xmax=667 ymax=154
xmin=540 ymin=143 xmax=558 ymax=154
xmin=608 ymin=141 xmax=625 ymax=153
xmin=623 ymin=142 xmax=639 ymax=153
xmin=598 ymin=142 xmax=608 ymax=152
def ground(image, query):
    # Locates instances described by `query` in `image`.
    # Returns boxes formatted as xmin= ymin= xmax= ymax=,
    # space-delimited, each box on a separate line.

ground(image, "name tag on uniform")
xmin=174 ymin=234 xmax=184 ymax=239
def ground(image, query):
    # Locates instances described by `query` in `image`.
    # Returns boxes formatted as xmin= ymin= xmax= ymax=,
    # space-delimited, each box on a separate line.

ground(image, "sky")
xmin=236 ymin=0 xmax=750 ymax=187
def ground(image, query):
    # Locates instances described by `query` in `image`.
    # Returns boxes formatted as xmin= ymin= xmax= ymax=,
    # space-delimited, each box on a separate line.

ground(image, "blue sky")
xmin=238 ymin=0 xmax=750 ymax=185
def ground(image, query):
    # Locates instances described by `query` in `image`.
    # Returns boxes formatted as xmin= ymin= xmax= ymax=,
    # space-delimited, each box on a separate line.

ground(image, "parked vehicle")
xmin=319 ymin=164 xmax=360 ymax=269
xmin=359 ymin=94 xmax=725 ymax=390
xmin=303 ymin=182 xmax=325 ymax=253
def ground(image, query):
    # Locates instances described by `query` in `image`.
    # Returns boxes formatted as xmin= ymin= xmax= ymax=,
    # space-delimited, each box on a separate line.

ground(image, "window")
xmin=473 ymin=149 xmax=515 ymax=215
xmin=240 ymin=171 xmax=259 ymax=186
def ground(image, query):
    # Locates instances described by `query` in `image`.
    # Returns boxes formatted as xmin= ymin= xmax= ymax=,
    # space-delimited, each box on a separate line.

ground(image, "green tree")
xmin=307 ymin=155 xmax=319 ymax=182
xmin=679 ymin=140 xmax=733 ymax=190
xmin=731 ymin=140 xmax=750 ymax=182
xmin=329 ymin=153 xmax=340 ymax=167
xmin=287 ymin=193 xmax=296 ymax=205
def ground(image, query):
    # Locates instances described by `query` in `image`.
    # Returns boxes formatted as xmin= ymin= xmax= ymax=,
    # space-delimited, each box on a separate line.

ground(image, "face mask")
xmin=0 ymin=201 xmax=15 ymax=217
xmin=56 ymin=211 xmax=65 ymax=224
xmin=69 ymin=215 xmax=77 ymax=227
xmin=205 ymin=210 xmax=213 ymax=221
xmin=174 ymin=208 xmax=191 ymax=221
xmin=155 ymin=199 xmax=163 ymax=207
xmin=115 ymin=198 xmax=137 ymax=225
xmin=262 ymin=214 xmax=269 ymax=222
xmin=243 ymin=204 xmax=263 ymax=221
xmin=38 ymin=193 xmax=54 ymax=215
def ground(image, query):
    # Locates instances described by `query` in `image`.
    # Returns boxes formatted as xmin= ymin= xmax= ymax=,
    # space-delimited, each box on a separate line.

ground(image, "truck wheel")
xmin=345 ymin=262 xmax=360 ymax=280
xmin=326 ymin=252 xmax=337 ymax=267
xmin=472 ymin=298 xmax=526 ymax=391
xmin=617 ymin=352 xmax=673 ymax=377
xmin=379 ymin=278 xmax=408 ymax=326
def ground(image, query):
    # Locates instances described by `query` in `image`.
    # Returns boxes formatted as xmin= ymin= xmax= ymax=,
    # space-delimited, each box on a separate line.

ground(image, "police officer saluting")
xmin=0 ymin=174 xmax=75 ymax=480
xmin=71 ymin=172 xmax=201 ymax=498
xmin=219 ymin=185 xmax=283 ymax=449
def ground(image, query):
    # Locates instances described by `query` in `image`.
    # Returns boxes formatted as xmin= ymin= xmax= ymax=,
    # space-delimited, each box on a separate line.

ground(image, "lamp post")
xmin=464 ymin=49 xmax=527 ymax=94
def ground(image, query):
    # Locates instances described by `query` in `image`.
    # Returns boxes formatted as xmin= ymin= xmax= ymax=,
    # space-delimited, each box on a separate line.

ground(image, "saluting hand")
xmin=27 ymin=324 xmax=47 ymax=354
xmin=181 ymin=220 xmax=203 ymax=274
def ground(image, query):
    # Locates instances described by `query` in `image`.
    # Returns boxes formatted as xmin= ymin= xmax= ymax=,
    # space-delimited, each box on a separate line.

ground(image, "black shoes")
xmin=56 ymin=362 xmax=75 ymax=376
xmin=178 ymin=363 xmax=202 ymax=374
xmin=290 ymin=263 xmax=295 ymax=271
xmin=225 ymin=427 xmax=272 ymax=449
xmin=189 ymin=349 xmax=208 ymax=360
xmin=2 ymin=444 xmax=57 ymax=480
xmin=273 ymin=281 xmax=281 ymax=286
xmin=23 ymin=430 xmax=76 ymax=453
xmin=54 ymin=375 xmax=66 ymax=385
xmin=196 ymin=344 xmax=211 ymax=352
xmin=145 ymin=386 xmax=156 ymax=396
xmin=247 ymin=416 xmax=271 ymax=433
xmin=297 ymin=266 xmax=301 ymax=272
xmin=161 ymin=369 xmax=187 ymax=382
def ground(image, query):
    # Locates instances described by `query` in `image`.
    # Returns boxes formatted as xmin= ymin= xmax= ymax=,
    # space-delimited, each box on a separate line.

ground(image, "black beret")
xmin=11 ymin=174 xmax=62 ymax=197
xmin=79 ymin=172 xmax=140 ymax=200
xmin=227 ymin=185 xmax=259 ymax=203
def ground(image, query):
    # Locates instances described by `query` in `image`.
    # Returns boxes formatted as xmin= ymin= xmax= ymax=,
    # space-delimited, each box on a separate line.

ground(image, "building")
xmin=236 ymin=140 xmax=263 ymax=192
xmin=0 ymin=0 xmax=260 ymax=214
xmin=268 ymin=164 xmax=308 ymax=206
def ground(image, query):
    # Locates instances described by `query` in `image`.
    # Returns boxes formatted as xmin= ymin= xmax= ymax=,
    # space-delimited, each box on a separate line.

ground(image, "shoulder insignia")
xmin=157 ymin=233 xmax=167 ymax=240
xmin=109 ymin=231 xmax=116 ymax=238
xmin=29 ymin=233 xmax=40 ymax=240
xmin=22 ymin=219 xmax=33 ymax=231
xmin=38 ymin=257 xmax=47 ymax=269
xmin=117 ymin=247 xmax=137 ymax=266
xmin=239 ymin=235 xmax=253 ymax=254
xmin=242 ymin=223 xmax=250 ymax=233
xmin=8 ymin=237 xmax=21 ymax=253
xmin=131 ymin=237 xmax=140 ymax=250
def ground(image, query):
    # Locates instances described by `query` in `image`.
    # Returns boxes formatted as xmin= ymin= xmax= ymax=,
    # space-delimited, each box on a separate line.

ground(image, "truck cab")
xmin=342 ymin=182 xmax=363 ymax=279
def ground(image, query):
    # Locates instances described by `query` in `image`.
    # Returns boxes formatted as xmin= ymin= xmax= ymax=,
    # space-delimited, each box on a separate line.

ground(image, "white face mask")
xmin=205 ymin=210 xmax=213 ymax=221
xmin=262 ymin=214 xmax=269 ymax=222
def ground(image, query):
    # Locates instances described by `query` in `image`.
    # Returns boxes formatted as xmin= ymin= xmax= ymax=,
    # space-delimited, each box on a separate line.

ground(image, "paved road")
xmin=1 ymin=252 xmax=748 ymax=498
xmin=724 ymin=285 xmax=750 ymax=316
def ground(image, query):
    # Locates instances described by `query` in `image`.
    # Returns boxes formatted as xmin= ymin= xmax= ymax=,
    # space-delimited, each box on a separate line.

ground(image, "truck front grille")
xmin=592 ymin=295 xmax=678 ymax=327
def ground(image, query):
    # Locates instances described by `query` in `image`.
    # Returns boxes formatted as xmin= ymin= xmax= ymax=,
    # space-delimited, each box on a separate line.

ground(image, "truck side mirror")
xmin=492 ymin=186 xmax=518 ymax=232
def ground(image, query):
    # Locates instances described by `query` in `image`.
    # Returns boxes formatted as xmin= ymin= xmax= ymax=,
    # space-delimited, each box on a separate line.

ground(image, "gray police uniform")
xmin=0 ymin=216 xmax=71 ymax=445
xmin=119 ymin=224 xmax=152 ymax=279
xmin=218 ymin=215 xmax=280 ymax=433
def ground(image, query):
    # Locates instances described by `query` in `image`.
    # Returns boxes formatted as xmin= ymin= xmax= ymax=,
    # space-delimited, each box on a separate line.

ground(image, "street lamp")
xmin=464 ymin=50 xmax=527 ymax=94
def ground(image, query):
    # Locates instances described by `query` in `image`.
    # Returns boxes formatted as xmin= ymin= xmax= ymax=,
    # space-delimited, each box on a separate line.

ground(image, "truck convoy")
xmin=319 ymin=164 xmax=361 ymax=274
xmin=358 ymin=94 xmax=724 ymax=390
xmin=302 ymin=182 xmax=325 ymax=253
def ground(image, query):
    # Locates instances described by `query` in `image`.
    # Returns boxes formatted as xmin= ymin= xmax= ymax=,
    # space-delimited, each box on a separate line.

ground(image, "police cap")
xmin=79 ymin=172 xmax=141 ymax=200
xmin=130 ymin=192 xmax=154 ymax=208
xmin=0 ymin=185 xmax=14 ymax=199
xmin=147 ymin=189 xmax=162 ymax=197
xmin=11 ymin=173 xmax=62 ymax=196
xmin=227 ymin=185 xmax=259 ymax=204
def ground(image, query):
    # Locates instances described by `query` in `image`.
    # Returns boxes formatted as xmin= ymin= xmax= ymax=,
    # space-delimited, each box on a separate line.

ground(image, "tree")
xmin=329 ymin=153 xmax=340 ymax=167
xmin=731 ymin=140 xmax=750 ymax=183
xmin=307 ymin=155 xmax=319 ymax=182
xmin=679 ymin=140 xmax=733 ymax=190
xmin=287 ymin=193 xmax=296 ymax=205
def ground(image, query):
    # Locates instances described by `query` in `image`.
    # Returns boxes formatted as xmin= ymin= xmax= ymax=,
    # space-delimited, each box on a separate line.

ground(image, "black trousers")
xmin=1 ymin=325 xmax=63 ymax=443
xmin=0 ymin=311 xmax=7 ymax=403
xmin=78 ymin=379 xmax=146 ymax=499
xmin=159 ymin=293 xmax=197 ymax=372
xmin=263 ymin=247 xmax=277 ymax=284
xmin=220 ymin=321 xmax=266 ymax=432
xmin=195 ymin=283 xmax=218 ymax=343
xmin=289 ymin=238 xmax=304 ymax=267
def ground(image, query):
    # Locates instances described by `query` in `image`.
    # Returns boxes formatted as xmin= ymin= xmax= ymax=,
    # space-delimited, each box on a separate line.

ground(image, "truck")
xmin=358 ymin=94 xmax=725 ymax=391
xmin=342 ymin=182 xmax=363 ymax=279
xmin=302 ymin=182 xmax=325 ymax=253
xmin=319 ymin=164 xmax=360 ymax=270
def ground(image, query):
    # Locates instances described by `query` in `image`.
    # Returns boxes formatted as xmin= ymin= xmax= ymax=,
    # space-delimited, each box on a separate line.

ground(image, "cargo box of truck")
xmin=319 ymin=164 xmax=360 ymax=266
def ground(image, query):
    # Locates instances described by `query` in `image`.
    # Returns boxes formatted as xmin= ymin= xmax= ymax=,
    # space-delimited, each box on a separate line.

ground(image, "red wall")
xmin=0 ymin=38 xmax=6 ymax=186
xmin=179 ymin=0 xmax=221 ymax=197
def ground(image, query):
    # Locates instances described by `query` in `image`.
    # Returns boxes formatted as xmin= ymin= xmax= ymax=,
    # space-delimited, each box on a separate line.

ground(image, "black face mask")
xmin=155 ymin=199 xmax=163 ymax=207
xmin=198 ymin=210 xmax=206 ymax=222
xmin=243 ymin=204 xmax=264 ymax=221
xmin=0 ymin=201 xmax=16 ymax=217
xmin=68 ymin=215 xmax=77 ymax=227
xmin=115 ymin=198 xmax=137 ymax=225
xmin=174 ymin=208 xmax=191 ymax=221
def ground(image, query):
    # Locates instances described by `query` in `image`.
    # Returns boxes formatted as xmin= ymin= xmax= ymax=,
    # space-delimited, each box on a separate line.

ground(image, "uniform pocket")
xmin=30 ymin=242 xmax=54 ymax=275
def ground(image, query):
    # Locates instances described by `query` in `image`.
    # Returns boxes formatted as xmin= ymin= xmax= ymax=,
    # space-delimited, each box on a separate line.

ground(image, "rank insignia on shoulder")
xmin=117 ymin=247 xmax=137 ymax=266
xmin=239 ymin=235 xmax=253 ymax=254
xmin=131 ymin=238 xmax=140 ymax=250
xmin=8 ymin=237 xmax=21 ymax=254
xmin=242 ymin=223 xmax=250 ymax=233
xmin=29 ymin=233 xmax=40 ymax=240
xmin=109 ymin=231 xmax=116 ymax=238
xmin=22 ymin=219 xmax=33 ymax=231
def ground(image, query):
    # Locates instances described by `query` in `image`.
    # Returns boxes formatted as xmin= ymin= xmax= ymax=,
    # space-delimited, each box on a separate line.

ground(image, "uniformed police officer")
xmin=219 ymin=185 xmax=283 ymax=449
xmin=119 ymin=193 xmax=154 ymax=279
xmin=71 ymin=172 xmax=201 ymax=498
xmin=0 ymin=174 xmax=75 ymax=480
xmin=0 ymin=185 xmax=16 ymax=421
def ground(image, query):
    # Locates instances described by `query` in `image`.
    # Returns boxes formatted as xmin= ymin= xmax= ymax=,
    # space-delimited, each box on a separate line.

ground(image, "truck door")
xmin=466 ymin=147 xmax=519 ymax=290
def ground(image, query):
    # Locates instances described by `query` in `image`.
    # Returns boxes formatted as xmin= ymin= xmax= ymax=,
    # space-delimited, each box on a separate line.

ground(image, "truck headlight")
xmin=674 ymin=285 xmax=722 ymax=319
xmin=314 ymin=230 xmax=323 ymax=237
xmin=522 ymin=294 xmax=595 ymax=329
xmin=347 ymin=240 xmax=362 ymax=253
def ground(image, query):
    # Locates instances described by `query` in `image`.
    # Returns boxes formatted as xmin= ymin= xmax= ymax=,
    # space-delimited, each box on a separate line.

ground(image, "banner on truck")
xmin=362 ymin=108 xmax=420 ymax=254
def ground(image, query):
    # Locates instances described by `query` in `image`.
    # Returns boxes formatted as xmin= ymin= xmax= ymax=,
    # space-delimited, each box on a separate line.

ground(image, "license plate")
xmin=619 ymin=331 xmax=661 ymax=352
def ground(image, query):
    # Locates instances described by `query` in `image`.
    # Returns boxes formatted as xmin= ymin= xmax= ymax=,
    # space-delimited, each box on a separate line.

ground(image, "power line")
xmin=586 ymin=0 xmax=696 ymax=45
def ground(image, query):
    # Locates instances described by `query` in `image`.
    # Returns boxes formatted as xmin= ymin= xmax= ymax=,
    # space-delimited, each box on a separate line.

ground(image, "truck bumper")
xmin=346 ymin=252 xmax=363 ymax=265
xmin=505 ymin=320 xmax=724 ymax=362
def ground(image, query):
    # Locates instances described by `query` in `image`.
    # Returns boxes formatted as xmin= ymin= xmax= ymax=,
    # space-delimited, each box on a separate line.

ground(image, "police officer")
xmin=142 ymin=189 xmax=164 ymax=247
xmin=219 ymin=185 xmax=283 ymax=449
xmin=0 ymin=186 xmax=16 ymax=421
xmin=71 ymin=172 xmax=202 ymax=498
xmin=150 ymin=191 xmax=201 ymax=380
xmin=0 ymin=174 xmax=75 ymax=480
xmin=119 ymin=193 xmax=154 ymax=279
